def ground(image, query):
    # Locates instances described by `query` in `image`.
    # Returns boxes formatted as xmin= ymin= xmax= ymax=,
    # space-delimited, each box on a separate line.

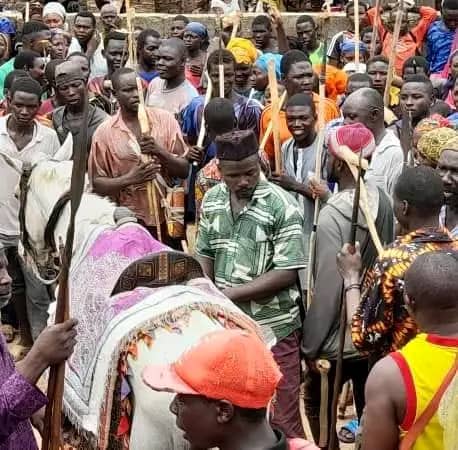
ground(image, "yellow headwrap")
xmin=227 ymin=38 xmax=258 ymax=65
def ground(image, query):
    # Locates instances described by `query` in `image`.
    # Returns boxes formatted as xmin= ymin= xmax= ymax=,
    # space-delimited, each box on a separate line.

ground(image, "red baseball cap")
xmin=142 ymin=329 xmax=282 ymax=409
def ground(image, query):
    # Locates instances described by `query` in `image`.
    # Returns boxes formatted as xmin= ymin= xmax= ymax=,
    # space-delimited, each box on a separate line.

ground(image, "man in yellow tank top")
xmin=361 ymin=251 xmax=458 ymax=450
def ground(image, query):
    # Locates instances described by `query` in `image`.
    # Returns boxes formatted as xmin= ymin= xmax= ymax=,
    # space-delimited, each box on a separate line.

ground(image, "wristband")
xmin=344 ymin=283 xmax=360 ymax=295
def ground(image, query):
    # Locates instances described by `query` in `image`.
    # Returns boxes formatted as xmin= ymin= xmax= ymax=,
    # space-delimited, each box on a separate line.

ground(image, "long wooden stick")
xmin=191 ymin=73 xmax=213 ymax=168
xmin=136 ymin=77 xmax=162 ymax=242
xmin=218 ymin=15 xmax=225 ymax=98
xmin=354 ymin=0 xmax=360 ymax=71
xmin=42 ymin=97 xmax=90 ymax=450
xmin=306 ymin=5 xmax=330 ymax=309
xmin=370 ymin=0 xmax=382 ymax=59
xmin=197 ymin=74 xmax=213 ymax=148
xmin=125 ymin=0 xmax=135 ymax=67
xmin=268 ymin=60 xmax=281 ymax=173
xmin=25 ymin=2 xmax=30 ymax=21
xmin=259 ymin=91 xmax=287 ymax=152
xmin=384 ymin=1 xmax=404 ymax=107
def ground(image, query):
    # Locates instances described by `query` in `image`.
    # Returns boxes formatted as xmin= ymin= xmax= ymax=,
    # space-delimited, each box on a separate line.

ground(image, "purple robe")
xmin=0 ymin=333 xmax=48 ymax=449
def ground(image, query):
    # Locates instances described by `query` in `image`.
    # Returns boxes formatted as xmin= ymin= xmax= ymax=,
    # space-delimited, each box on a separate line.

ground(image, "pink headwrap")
xmin=327 ymin=123 xmax=376 ymax=160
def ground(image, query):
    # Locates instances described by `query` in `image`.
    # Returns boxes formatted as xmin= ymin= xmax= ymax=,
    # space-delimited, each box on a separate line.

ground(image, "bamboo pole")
xmin=267 ymin=60 xmax=281 ymax=173
xmin=384 ymin=1 xmax=404 ymax=107
xmin=136 ymin=77 xmax=162 ymax=242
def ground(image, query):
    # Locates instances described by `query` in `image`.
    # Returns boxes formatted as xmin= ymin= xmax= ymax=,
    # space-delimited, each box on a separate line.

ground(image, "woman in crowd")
xmin=183 ymin=22 xmax=209 ymax=92
xmin=250 ymin=52 xmax=282 ymax=104
xmin=227 ymin=37 xmax=258 ymax=97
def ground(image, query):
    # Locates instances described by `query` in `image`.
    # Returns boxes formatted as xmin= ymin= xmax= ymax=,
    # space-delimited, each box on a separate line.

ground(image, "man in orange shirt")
xmin=368 ymin=3 xmax=437 ymax=76
xmin=259 ymin=50 xmax=339 ymax=166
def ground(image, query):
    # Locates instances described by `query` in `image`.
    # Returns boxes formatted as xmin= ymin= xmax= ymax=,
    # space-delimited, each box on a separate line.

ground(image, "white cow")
xmin=20 ymin=156 xmax=262 ymax=450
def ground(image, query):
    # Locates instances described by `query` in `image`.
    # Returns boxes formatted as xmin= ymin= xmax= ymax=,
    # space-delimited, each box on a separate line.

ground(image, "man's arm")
xmin=412 ymin=6 xmax=439 ymax=42
xmin=0 ymin=320 xmax=77 ymax=443
xmin=223 ymin=269 xmax=298 ymax=303
xmin=302 ymin=211 xmax=343 ymax=360
xmin=195 ymin=254 xmax=214 ymax=281
xmin=362 ymin=356 xmax=404 ymax=450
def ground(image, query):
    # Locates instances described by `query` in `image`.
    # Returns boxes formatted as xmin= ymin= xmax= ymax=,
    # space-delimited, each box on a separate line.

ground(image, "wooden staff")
xmin=25 ymin=2 xmax=30 ymax=21
xmin=306 ymin=5 xmax=330 ymax=308
xmin=259 ymin=91 xmax=287 ymax=152
xmin=354 ymin=0 xmax=360 ymax=71
xmin=328 ymin=149 xmax=363 ymax=450
xmin=383 ymin=1 xmax=404 ymax=107
xmin=125 ymin=0 xmax=136 ymax=67
xmin=370 ymin=0 xmax=382 ymax=59
xmin=230 ymin=12 xmax=242 ymax=41
xmin=267 ymin=60 xmax=281 ymax=173
xmin=218 ymin=15 xmax=225 ymax=98
xmin=42 ymin=97 xmax=90 ymax=450
xmin=191 ymin=73 xmax=213 ymax=168
xmin=136 ymin=77 xmax=162 ymax=242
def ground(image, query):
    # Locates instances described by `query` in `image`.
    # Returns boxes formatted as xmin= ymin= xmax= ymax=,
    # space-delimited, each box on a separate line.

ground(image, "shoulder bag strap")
xmin=399 ymin=354 xmax=458 ymax=450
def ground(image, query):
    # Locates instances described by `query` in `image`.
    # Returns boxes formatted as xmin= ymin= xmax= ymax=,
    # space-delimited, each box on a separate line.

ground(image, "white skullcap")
xmin=43 ymin=2 xmax=66 ymax=19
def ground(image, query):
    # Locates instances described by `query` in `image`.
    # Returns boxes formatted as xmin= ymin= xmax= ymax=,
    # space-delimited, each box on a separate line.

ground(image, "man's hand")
xmin=270 ymin=173 xmax=299 ymax=192
xmin=126 ymin=160 xmax=161 ymax=185
xmin=87 ymin=31 xmax=101 ymax=56
xmin=309 ymin=177 xmax=330 ymax=200
xmin=336 ymin=242 xmax=362 ymax=284
xmin=189 ymin=64 xmax=203 ymax=77
xmin=268 ymin=6 xmax=283 ymax=29
xmin=17 ymin=319 xmax=78 ymax=385
xmin=140 ymin=135 xmax=162 ymax=157
xmin=186 ymin=146 xmax=205 ymax=164
xmin=31 ymin=407 xmax=45 ymax=436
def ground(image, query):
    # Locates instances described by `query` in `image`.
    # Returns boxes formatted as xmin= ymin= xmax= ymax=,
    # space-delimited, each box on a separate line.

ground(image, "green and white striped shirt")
xmin=196 ymin=178 xmax=306 ymax=340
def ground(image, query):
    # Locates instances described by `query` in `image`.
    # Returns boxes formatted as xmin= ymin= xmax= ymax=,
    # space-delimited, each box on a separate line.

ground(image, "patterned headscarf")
xmin=227 ymin=38 xmax=258 ymax=65
xmin=327 ymin=123 xmax=376 ymax=161
xmin=417 ymin=128 xmax=458 ymax=165
xmin=440 ymin=136 xmax=458 ymax=153
xmin=415 ymin=114 xmax=451 ymax=134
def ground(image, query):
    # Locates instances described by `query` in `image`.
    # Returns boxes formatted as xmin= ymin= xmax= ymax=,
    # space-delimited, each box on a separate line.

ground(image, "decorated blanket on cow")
xmin=58 ymin=222 xmax=259 ymax=449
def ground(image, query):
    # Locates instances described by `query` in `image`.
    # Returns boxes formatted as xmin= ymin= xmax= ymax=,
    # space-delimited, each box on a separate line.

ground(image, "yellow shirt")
xmin=391 ymin=333 xmax=458 ymax=450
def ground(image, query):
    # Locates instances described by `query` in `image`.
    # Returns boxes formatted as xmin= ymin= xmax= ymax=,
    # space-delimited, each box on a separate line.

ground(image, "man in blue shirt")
xmin=426 ymin=0 xmax=458 ymax=75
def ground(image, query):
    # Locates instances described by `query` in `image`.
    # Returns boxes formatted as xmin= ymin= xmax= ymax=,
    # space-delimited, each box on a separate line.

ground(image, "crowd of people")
xmin=0 ymin=0 xmax=458 ymax=449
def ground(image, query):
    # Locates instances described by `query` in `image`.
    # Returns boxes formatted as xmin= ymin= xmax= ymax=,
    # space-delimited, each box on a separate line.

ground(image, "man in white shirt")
xmin=146 ymin=38 xmax=198 ymax=116
xmin=68 ymin=11 xmax=107 ymax=80
xmin=342 ymin=87 xmax=404 ymax=197
xmin=0 ymin=78 xmax=60 ymax=346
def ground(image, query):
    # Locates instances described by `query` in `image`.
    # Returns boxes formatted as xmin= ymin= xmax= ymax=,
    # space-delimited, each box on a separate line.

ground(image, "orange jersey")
xmin=259 ymin=93 xmax=339 ymax=165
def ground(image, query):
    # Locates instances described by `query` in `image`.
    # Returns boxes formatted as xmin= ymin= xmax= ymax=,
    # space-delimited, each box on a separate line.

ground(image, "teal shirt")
xmin=0 ymin=58 xmax=15 ymax=100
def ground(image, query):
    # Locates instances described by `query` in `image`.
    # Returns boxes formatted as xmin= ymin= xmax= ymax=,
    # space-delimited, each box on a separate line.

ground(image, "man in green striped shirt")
xmin=195 ymin=129 xmax=306 ymax=439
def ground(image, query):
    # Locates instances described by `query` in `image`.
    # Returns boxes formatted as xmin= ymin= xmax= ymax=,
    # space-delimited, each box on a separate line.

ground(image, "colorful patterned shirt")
xmin=352 ymin=227 xmax=458 ymax=357
xmin=196 ymin=178 xmax=306 ymax=340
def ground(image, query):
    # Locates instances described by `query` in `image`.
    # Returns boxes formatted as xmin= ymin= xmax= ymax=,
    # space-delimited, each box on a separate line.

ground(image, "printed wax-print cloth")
xmin=352 ymin=227 xmax=458 ymax=357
